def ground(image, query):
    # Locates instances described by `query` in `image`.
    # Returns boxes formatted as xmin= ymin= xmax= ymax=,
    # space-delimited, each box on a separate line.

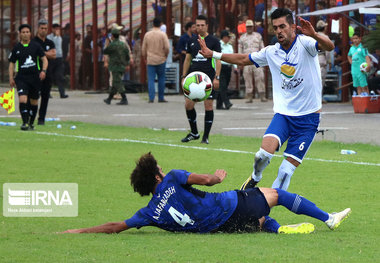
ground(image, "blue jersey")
xmin=125 ymin=170 xmax=238 ymax=233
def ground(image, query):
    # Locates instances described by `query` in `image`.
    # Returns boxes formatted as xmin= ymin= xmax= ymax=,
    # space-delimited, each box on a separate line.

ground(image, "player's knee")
xmin=254 ymin=148 xmax=273 ymax=165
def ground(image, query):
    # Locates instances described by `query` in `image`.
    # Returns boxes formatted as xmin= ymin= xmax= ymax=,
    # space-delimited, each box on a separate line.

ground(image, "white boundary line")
xmin=35 ymin=131 xmax=380 ymax=167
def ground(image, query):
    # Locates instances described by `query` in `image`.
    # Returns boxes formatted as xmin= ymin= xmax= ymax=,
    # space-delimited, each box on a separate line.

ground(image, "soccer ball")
xmin=360 ymin=62 xmax=368 ymax=73
xmin=182 ymin=71 xmax=213 ymax=101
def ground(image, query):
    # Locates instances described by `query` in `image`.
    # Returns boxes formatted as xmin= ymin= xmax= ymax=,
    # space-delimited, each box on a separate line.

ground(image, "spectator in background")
xmin=237 ymin=15 xmax=248 ymax=37
xmin=316 ymin=20 xmax=332 ymax=97
xmin=347 ymin=33 xmax=371 ymax=95
xmin=47 ymin=23 xmax=69 ymax=98
xmin=142 ymin=17 xmax=170 ymax=103
xmin=74 ymin=32 xmax=82 ymax=89
xmin=177 ymin=22 xmax=196 ymax=77
xmin=238 ymin=19 xmax=267 ymax=103
xmin=62 ymin=23 xmax=70 ymax=76
xmin=103 ymin=28 xmax=130 ymax=105
xmin=82 ymin=24 xmax=93 ymax=89
xmin=33 ymin=19 xmax=56 ymax=125
xmin=216 ymin=30 xmax=235 ymax=110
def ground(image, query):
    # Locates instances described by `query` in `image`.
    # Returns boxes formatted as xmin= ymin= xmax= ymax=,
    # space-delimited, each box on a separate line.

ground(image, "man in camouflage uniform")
xmin=238 ymin=20 xmax=267 ymax=103
xmin=103 ymin=28 xmax=130 ymax=105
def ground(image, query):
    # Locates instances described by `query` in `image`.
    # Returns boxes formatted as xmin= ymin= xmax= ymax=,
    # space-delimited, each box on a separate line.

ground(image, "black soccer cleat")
xmin=201 ymin=138 xmax=209 ymax=144
xmin=181 ymin=133 xmax=200 ymax=143
xmin=20 ymin=123 xmax=29 ymax=131
xmin=240 ymin=177 xmax=259 ymax=190
xmin=28 ymin=124 xmax=35 ymax=131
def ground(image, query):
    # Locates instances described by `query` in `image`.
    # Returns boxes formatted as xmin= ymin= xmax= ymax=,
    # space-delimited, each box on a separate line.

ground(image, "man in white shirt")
xmin=199 ymin=8 xmax=334 ymax=191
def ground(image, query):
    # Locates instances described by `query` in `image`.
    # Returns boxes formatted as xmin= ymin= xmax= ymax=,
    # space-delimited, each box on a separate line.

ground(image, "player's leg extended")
xmin=181 ymin=98 xmax=200 ymax=142
xmin=240 ymin=114 xmax=287 ymax=190
xmin=261 ymin=187 xmax=351 ymax=231
xmin=273 ymin=113 xmax=320 ymax=190
xmin=261 ymin=216 xmax=315 ymax=234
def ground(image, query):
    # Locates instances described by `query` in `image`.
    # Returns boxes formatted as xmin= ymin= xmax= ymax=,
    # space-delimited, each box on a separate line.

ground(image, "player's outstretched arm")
xmin=62 ymin=221 xmax=129 ymax=234
xmin=297 ymin=17 xmax=334 ymax=51
xmin=187 ymin=169 xmax=227 ymax=186
xmin=198 ymin=36 xmax=252 ymax=66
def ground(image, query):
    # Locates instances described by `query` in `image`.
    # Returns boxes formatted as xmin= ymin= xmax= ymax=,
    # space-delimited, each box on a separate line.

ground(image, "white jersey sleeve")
xmin=298 ymin=35 xmax=319 ymax=57
xmin=248 ymin=46 xmax=270 ymax=68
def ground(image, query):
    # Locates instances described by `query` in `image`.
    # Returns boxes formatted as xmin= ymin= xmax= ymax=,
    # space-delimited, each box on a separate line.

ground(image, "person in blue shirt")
xmin=63 ymin=153 xmax=351 ymax=234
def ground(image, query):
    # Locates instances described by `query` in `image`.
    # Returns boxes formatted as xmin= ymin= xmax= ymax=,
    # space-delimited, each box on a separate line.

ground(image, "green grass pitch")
xmin=1 ymin=119 xmax=379 ymax=262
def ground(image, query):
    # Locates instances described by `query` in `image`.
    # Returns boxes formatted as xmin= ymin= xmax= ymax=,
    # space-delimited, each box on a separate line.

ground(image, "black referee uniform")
xmin=33 ymin=36 xmax=55 ymax=125
xmin=182 ymin=34 xmax=221 ymax=144
xmin=8 ymin=40 xmax=46 ymax=128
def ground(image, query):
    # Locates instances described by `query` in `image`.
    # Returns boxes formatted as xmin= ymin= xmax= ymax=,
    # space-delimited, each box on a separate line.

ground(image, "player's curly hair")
xmin=130 ymin=152 xmax=160 ymax=196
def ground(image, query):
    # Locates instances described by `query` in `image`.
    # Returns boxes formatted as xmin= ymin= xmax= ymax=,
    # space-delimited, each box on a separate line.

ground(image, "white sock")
xmin=271 ymin=159 xmax=296 ymax=190
xmin=252 ymin=148 xmax=273 ymax=182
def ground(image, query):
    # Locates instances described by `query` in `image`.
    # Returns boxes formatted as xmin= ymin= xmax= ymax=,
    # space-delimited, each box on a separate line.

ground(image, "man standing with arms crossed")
xmin=33 ymin=19 xmax=56 ymax=125
xmin=181 ymin=15 xmax=221 ymax=144
xmin=9 ymin=24 xmax=48 ymax=130
xmin=239 ymin=19 xmax=267 ymax=103
xmin=199 ymin=8 xmax=334 ymax=190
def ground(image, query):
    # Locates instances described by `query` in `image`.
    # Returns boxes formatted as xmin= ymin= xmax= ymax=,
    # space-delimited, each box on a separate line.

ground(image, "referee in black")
xmin=8 ymin=24 xmax=48 ymax=130
xmin=34 ymin=19 xmax=56 ymax=125
xmin=181 ymin=15 xmax=221 ymax=144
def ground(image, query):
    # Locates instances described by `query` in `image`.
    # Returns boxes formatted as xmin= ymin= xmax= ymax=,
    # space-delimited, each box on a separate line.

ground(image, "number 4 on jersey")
xmin=168 ymin=206 xmax=195 ymax=227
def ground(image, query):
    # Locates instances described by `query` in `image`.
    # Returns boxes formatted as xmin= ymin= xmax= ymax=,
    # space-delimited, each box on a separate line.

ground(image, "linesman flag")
xmin=0 ymin=88 xmax=15 ymax=114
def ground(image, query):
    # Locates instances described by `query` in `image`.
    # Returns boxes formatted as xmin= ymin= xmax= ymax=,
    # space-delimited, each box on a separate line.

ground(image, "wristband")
xmin=42 ymin=69 xmax=47 ymax=73
xmin=212 ymin=51 xmax=222 ymax=60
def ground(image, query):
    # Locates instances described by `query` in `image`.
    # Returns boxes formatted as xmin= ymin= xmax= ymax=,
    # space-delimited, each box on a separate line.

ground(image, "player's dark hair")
xmin=185 ymin=22 xmax=195 ymax=31
xmin=196 ymin=15 xmax=208 ymax=24
xmin=19 ymin=24 xmax=31 ymax=32
xmin=352 ymin=32 xmax=361 ymax=38
xmin=271 ymin=8 xmax=294 ymax=25
xmin=130 ymin=152 xmax=161 ymax=196
xmin=153 ymin=17 xmax=161 ymax=27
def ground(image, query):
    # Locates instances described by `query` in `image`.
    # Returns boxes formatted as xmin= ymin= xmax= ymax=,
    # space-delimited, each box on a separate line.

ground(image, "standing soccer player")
xmin=8 ymin=24 xmax=48 ymax=130
xmin=198 ymin=8 xmax=334 ymax=190
xmin=181 ymin=15 xmax=221 ymax=144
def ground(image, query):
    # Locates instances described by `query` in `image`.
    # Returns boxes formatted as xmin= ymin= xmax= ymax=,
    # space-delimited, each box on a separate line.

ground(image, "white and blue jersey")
xmin=249 ymin=35 xmax=322 ymax=162
xmin=249 ymin=34 xmax=322 ymax=116
xmin=125 ymin=170 xmax=238 ymax=233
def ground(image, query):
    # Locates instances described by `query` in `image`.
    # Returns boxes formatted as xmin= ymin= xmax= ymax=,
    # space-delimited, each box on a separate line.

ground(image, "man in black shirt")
xmin=181 ymin=15 xmax=221 ymax=144
xmin=33 ymin=19 xmax=56 ymax=125
xmin=8 ymin=24 xmax=48 ymax=130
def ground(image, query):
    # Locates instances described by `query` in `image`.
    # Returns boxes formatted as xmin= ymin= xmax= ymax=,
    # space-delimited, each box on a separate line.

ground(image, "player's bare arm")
xmin=297 ymin=17 xmax=334 ymax=51
xmin=63 ymin=221 xmax=129 ymax=234
xmin=187 ymin=169 xmax=227 ymax=186
xmin=213 ymin=59 xmax=221 ymax=90
xmin=181 ymin=53 xmax=192 ymax=85
xmin=9 ymin=62 xmax=15 ymax=87
xmin=40 ymin=56 xmax=48 ymax=80
xmin=198 ymin=36 xmax=252 ymax=66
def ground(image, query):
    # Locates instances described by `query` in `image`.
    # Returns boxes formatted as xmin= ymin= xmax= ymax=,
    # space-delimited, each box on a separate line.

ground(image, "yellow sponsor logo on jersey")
xmin=281 ymin=62 xmax=297 ymax=79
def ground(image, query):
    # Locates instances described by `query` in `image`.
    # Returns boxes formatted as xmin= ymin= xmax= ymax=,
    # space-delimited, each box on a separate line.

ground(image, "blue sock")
xmin=263 ymin=216 xmax=281 ymax=233
xmin=275 ymin=188 xmax=329 ymax=222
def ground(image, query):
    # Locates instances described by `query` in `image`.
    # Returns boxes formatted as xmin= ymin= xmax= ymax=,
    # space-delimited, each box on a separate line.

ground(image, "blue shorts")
xmin=214 ymin=188 xmax=270 ymax=233
xmin=264 ymin=113 xmax=320 ymax=163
